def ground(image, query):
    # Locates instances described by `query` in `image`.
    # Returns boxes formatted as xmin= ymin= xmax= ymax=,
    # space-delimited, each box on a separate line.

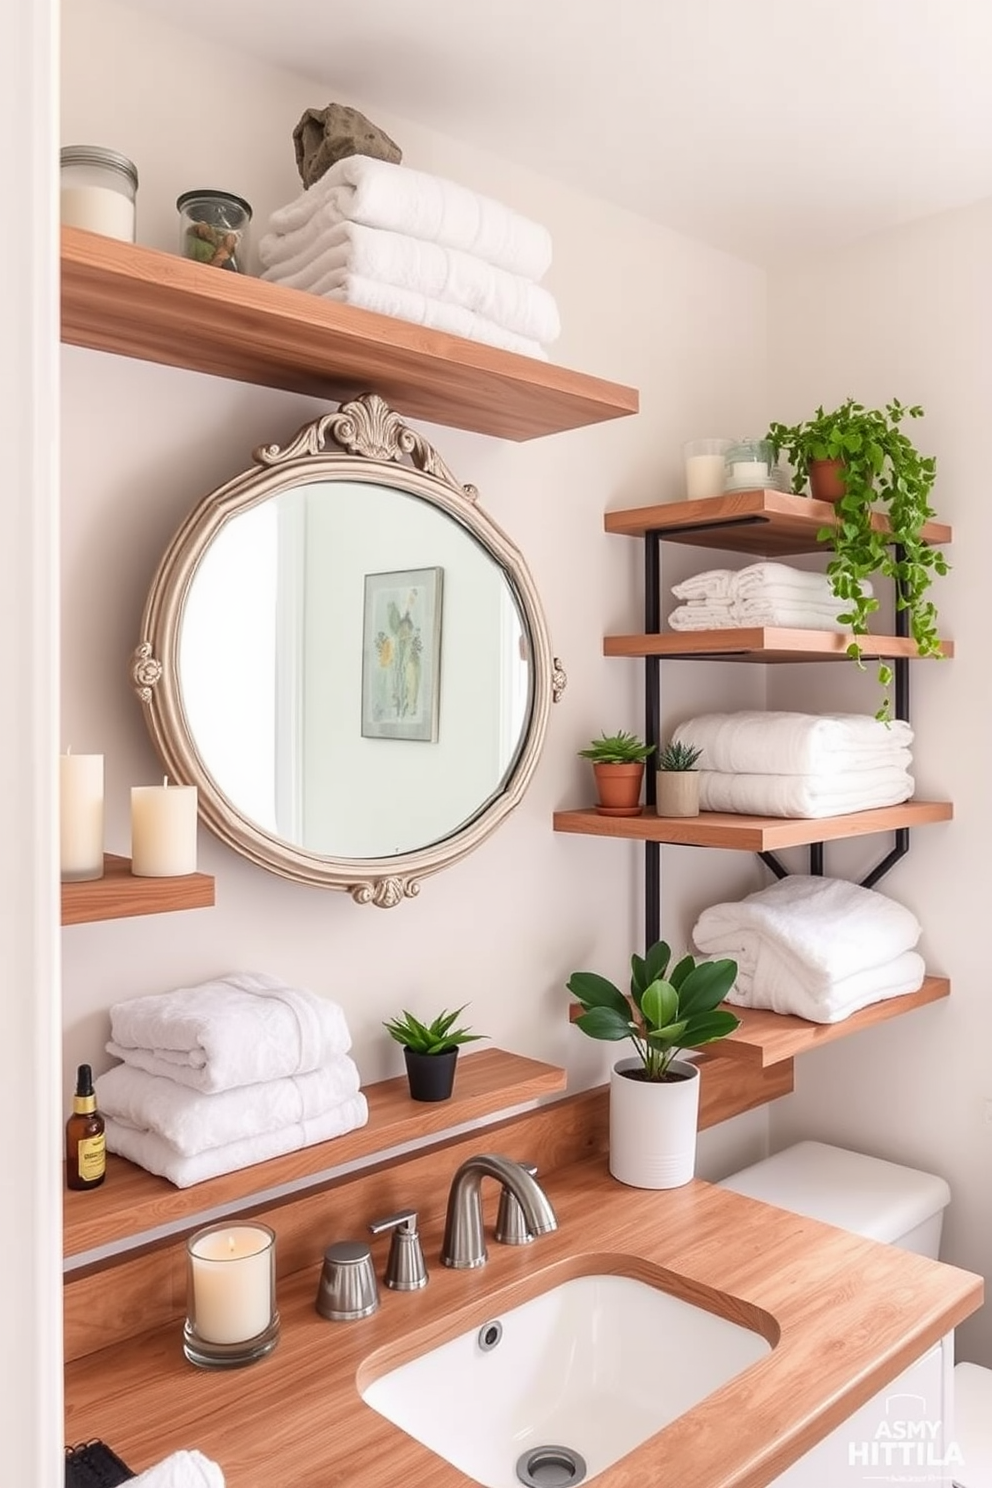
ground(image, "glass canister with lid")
xmin=177 ymin=189 xmax=253 ymax=272
xmin=60 ymin=145 xmax=139 ymax=242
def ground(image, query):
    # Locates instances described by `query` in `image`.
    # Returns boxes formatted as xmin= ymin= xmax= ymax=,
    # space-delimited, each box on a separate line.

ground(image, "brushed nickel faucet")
xmin=441 ymin=1153 xmax=558 ymax=1269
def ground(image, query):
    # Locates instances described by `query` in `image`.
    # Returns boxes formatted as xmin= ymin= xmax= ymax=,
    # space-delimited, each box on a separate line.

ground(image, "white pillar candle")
xmin=684 ymin=453 xmax=727 ymax=500
xmin=59 ymin=751 xmax=104 ymax=882
xmin=188 ymin=1225 xmax=275 ymax=1345
xmin=731 ymin=459 xmax=770 ymax=484
xmin=130 ymin=776 xmax=198 ymax=876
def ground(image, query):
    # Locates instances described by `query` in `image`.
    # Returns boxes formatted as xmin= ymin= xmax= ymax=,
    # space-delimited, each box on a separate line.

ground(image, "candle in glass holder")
xmin=184 ymin=1222 xmax=279 ymax=1368
xmin=60 ymin=750 xmax=104 ymax=882
xmin=130 ymin=776 xmax=198 ymax=876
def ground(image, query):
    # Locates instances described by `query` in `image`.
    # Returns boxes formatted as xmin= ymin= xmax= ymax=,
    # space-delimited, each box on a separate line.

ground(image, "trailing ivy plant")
xmin=766 ymin=398 xmax=948 ymax=720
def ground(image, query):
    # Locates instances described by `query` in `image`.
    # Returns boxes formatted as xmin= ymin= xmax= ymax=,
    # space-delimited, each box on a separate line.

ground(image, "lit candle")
xmin=59 ymin=750 xmax=104 ymax=882
xmin=130 ymin=776 xmax=198 ymax=877
xmin=187 ymin=1224 xmax=275 ymax=1345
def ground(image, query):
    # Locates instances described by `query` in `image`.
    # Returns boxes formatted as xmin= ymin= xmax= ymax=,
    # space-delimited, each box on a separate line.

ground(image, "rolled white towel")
xmin=104 ymin=1090 xmax=369 ymax=1188
xmin=96 ymin=1057 xmax=362 ymax=1156
xmin=673 ymin=711 xmax=913 ymax=776
xmin=671 ymin=569 xmax=736 ymax=602
xmin=107 ymin=971 xmax=352 ymax=1094
xmin=266 ymin=155 xmax=553 ymax=280
xmin=696 ymin=765 xmax=914 ymax=817
xmin=129 ymin=1451 xmax=225 ymax=1488
xmin=261 ymin=266 xmax=548 ymax=359
xmin=259 ymin=219 xmax=560 ymax=344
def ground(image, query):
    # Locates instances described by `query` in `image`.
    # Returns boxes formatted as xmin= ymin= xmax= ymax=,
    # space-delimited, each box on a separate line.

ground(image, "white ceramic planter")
xmin=655 ymin=770 xmax=700 ymax=817
xmin=609 ymin=1056 xmax=700 ymax=1189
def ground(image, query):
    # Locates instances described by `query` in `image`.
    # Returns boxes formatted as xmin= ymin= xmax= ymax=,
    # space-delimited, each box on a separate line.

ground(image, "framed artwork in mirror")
xmin=361 ymin=566 xmax=443 ymax=743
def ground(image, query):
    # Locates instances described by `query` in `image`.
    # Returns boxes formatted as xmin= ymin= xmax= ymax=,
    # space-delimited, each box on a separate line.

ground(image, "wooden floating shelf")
xmin=63 ymin=1047 xmax=566 ymax=1260
xmin=552 ymin=799 xmax=953 ymax=851
xmin=603 ymin=488 xmax=953 ymax=552
xmin=61 ymin=227 xmax=638 ymax=442
xmin=604 ymin=628 xmax=955 ymax=663
xmin=61 ymin=853 xmax=215 ymax=926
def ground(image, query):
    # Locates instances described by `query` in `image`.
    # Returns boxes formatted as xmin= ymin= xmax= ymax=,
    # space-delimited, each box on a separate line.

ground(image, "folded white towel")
xmin=260 ymin=265 xmax=548 ymax=359
xmin=734 ymin=561 xmax=873 ymax=604
xmin=673 ymin=711 xmax=913 ymax=776
xmin=667 ymin=603 xmax=737 ymax=631
xmin=129 ymin=1449 xmax=225 ymax=1488
xmin=259 ymin=219 xmax=560 ymax=344
xmin=107 ymin=971 xmax=352 ymax=1094
xmin=267 ymin=155 xmax=552 ymax=280
xmin=692 ymin=875 xmax=925 ymax=1022
xmin=667 ymin=601 xmax=851 ymax=633
xmin=104 ymin=1091 xmax=369 ymax=1188
xmin=697 ymin=765 xmax=914 ymax=817
xmin=671 ymin=569 xmax=736 ymax=602
xmin=96 ymin=1057 xmax=361 ymax=1156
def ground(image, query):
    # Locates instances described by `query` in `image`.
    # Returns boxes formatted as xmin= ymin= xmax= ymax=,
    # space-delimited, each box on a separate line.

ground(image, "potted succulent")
xmin=567 ymin=941 xmax=739 ymax=1188
xmin=578 ymin=730 xmax=655 ymax=817
xmin=383 ymin=1005 xmax=484 ymax=1102
xmin=655 ymin=738 xmax=703 ymax=818
xmin=766 ymin=398 xmax=948 ymax=720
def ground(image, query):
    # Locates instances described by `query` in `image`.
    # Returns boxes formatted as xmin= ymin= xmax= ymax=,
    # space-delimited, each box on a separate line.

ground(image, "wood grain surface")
xmin=604 ymin=628 xmax=954 ymax=662
xmin=552 ymin=800 xmax=953 ymax=849
xmin=61 ymin=854 xmax=215 ymax=925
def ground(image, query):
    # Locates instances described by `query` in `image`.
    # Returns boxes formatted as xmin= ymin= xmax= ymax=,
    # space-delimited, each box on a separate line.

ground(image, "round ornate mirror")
xmin=131 ymin=394 xmax=565 ymax=907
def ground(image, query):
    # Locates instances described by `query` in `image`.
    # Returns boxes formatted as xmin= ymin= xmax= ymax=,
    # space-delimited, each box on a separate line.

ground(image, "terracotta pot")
xmin=655 ymin=770 xmax=699 ymax=818
xmin=403 ymin=1047 xmax=458 ymax=1102
xmin=807 ymin=458 xmax=848 ymax=503
xmin=592 ymin=761 xmax=644 ymax=816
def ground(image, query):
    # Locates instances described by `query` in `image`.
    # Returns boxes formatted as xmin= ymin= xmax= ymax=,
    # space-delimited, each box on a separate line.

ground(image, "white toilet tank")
xmin=719 ymin=1139 xmax=951 ymax=1257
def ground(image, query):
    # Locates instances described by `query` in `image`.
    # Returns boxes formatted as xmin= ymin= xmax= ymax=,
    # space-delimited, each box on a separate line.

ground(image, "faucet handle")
xmin=368 ymin=1208 xmax=429 ymax=1291
xmin=315 ymin=1239 xmax=379 ymax=1321
xmin=495 ymin=1163 xmax=539 ymax=1246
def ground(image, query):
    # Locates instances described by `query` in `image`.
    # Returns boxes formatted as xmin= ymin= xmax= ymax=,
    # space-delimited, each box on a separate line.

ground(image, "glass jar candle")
xmin=60 ymin=145 xmax=138 ymax=242
xmin=177 ymin=189 xmax=252 ymax=273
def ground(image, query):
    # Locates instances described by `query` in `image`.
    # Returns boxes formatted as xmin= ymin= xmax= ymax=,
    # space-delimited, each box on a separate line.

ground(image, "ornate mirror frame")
xmin=131 ymin=394 xmax=566 ymax=908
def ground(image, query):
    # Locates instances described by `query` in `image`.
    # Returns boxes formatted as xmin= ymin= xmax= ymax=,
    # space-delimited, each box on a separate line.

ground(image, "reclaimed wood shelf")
xmin=552 ymin=799 xmax=953 ymax=851
xmin=61 ymin=853 xmax=215 ymax=926
xmin=61 ymin=226 xmax=638 ymax=442
xmin=603 ymin=487 xmax=952 ymax=551
xmin=604 ymin=628 xmax=955 ymax=663
xmin=63 ymin=1047 xmax=566 ymax=1261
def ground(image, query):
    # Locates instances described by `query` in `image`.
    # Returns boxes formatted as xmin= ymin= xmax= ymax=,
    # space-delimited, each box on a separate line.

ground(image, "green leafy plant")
xmin=567 ymin=941 xmax=740 ymax=1082
xmin=766 ymin=398 xmax=948 ymax=720
xmin=578 ymin=730 xmax=655 ymax=764
xmin=658 ymin=739 xmax=702 ymax=771
xmin=383 ymin=1005 xmax=484 ymax=1055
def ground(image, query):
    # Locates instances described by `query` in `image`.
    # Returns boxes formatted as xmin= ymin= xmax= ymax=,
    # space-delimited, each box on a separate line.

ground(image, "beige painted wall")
xmin=60 ymin=0 xmax=771 ymax=1178
xmin=767 ymin=198 xmax=989 ymax=1361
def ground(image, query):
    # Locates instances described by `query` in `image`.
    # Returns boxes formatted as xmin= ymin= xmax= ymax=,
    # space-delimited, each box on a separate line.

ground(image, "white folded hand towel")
xmin=96 ymin=1057 xmax=361 ymax=1156
xmin=129 ymin=1449 xmax=225 ymax=1488
xmin=668 ymin=603 xmax=737 ymax=632
xmin=673 ymin=711 xmax=913 ymax=776
xmin=107 ymin=971 xmax=352 ymax=1094
xmin=696 ymin=765 xmax=914 ymax=817
xmin=259 ymin=219 xmax=560 ymax=344
xmin=730 ymin=600 xmax=851 ymax=631
xmin=726 ymin=948 xmax=926 ymax=1023
xmin=266 ymin=155 xmax=553 ymax=280
xmin=104 ymin=1090 xmax=369 ymax=1188
xmin=733 ymin=561 xmax=873 ymax=604
xmin=260 ymin=265 xmax=548 ymax=359
xmin=693 ymin=874 xmax=923 ymax=1021
xmin=671 ymin=569 xmax=736 ymax=601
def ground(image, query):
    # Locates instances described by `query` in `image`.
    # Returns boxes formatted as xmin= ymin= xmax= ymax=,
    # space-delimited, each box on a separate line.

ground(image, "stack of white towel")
xmin=668 ymin=562 xmax=871 ymax=632
xmin=95 ymin=971 xmax=367 ymax=1188
xmin=672 ymin=711 xmax=914 ymax=818
xmin=693 ymin=874 xmax=926 ymax=1023
xmin=259 ymin=155 xmax=560 ymax=359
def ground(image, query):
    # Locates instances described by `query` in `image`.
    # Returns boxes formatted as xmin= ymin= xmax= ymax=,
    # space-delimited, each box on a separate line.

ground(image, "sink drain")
xmin=515 ymin=1445 xmax=588 ymax=1487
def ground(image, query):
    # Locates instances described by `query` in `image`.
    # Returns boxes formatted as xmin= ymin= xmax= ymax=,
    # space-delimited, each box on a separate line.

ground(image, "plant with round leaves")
xmin=766 ymin=397 xmax=948 ymax=721
xmin=567 ymin=940 xmax=740 ymax=1082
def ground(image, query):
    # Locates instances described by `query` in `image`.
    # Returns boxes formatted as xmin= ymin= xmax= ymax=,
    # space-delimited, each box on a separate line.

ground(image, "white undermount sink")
xmin=361 ymin=1271 xmax=772 ymax=1487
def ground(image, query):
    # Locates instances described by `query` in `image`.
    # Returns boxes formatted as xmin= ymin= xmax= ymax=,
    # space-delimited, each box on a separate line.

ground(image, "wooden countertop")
xmin=64 ymin=1155 xmax=982 ymax=1488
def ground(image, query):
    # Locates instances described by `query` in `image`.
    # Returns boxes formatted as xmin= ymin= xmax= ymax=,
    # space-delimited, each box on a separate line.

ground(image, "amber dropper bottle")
xmin=65 ymin=1063 xmax=106 ymax=1190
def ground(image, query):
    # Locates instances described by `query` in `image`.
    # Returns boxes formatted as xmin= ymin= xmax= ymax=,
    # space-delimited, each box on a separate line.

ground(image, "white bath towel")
xmin=692 ymin=875 xmax=925 ymax=1022
xmin=673 ymin=711 xmax=913 ymax=776
xmin=129 ymin=1450 xmax=225 ymax=1488
xmin=697 ymin=765 xmax=914 ymax=817
xmin=260 ymin=266 xmax=548 ymax=359
xmin=266 ymin=155 xmax=553 ymax=280
xmin=667 ymin=603 xmax=736 ymax=631
xmin=670 ymin=569 xmax=736 ymax=602
xmin=667 ymin=601 xmax=851 ymax=633
xmin=734 ymin=561 xmax=873 ymax=604
xmin=96 ymin=1057 xmax=361 ymax=1156
xmin=259 ymin=219 xmax=560 ymax=344
xmin=106 ymin=971 xmax=352 ymax=1094
xmin=104 ymin=1090 xmax=369 ymax=1188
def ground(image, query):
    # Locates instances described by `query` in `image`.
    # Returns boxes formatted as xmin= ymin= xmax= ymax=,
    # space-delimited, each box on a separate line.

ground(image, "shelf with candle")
xmin=61 ymin=854 xmax=215 ymax=925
